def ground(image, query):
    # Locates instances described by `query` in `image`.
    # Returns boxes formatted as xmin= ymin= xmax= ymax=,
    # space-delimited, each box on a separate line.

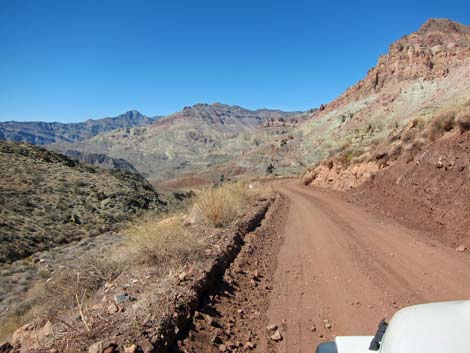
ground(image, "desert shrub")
xmin=456 ymin=109 xmax=470 ymax=132
xmin=40 ymin=256 xmax=121 ymax=314
xmin=401 ymin=128 xmax=417 ymax=143
xmin=428 ymin=110 xmax=457 ymax=140
xmin=301 ymin=171 xmax=317 ymax=185
xmin=194 ymin=182 xmax=256 ymax=227
xmin=388 ymin=143 xmax=403 ymax=160
xmin=410 ymin=117 xmax=426 ymax=130
xmin=353 ymin=151 xmax=373 ymax=164
xmin=126 ymin=215 xmax=204 ymax=267
xmin=336 ymin=151 xmax=354 ymax=167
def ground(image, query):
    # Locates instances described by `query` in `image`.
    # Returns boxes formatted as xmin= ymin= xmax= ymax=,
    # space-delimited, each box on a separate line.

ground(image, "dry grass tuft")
xmin=427 ymin=110 xmax=457 ymax=140
xmin=0 ymin=256 xmax=121 ymax=341
xmin=126 ymin=215 xmax=204 ymax=268
xmin=456 ymin=109 xmax=470 ymax=132
xmin=194 ymin=182 xmax=257 ymax=228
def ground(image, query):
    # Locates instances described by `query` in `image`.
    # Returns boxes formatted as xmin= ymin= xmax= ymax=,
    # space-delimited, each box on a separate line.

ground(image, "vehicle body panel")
xmin=335 ymin=336 xmax=374 ymax=353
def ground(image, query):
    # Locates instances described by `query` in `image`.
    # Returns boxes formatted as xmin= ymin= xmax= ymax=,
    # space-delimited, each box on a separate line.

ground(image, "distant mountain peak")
xmin=318 ymin=18 xmax=469 ymax=113
xmin=0 ymin=110 xmax=156 ymax=145
xmin=124 ymin=109 xmax=144 ymax=116
xmin=418 ymin=18 xmax=470 ymax=35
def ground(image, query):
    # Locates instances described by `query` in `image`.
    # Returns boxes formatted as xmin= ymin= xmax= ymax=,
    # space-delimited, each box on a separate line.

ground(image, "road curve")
xmin=267 ymin=180 xmax=470 ymax=353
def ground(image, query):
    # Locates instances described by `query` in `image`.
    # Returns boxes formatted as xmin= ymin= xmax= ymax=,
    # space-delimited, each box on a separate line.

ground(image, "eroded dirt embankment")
xmin=305 ymin=130 xmax=470 ymax=249
xmin=173 ymin=194 xmax=288 ymax=353
xmin=347 ymin=131 xmax=470 ymax=248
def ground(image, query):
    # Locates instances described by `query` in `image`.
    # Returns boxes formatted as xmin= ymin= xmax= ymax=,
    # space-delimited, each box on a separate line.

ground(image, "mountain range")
xmin=0 ymin=18 xmax=468 ymax=188
xmin=0 ymin=110 xmax=158 ymax=145
xmin=50 ymin=103 xmax=310 ymax=184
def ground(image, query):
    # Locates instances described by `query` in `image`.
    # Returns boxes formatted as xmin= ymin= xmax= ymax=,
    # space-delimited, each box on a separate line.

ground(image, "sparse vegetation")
xmin=0 ymin=176 xmax=270 ymax=344
xmin=427 ymin=109 xmax=457 ymax=141
xmin=456 ymin=108 xmax=470 ymax=132
xmin=301 ymin=103 xmax=470 ymax=186
xmin=0 ymin=255 xmax=122 ymax=341
xmin=194 ymin=181 xmax=257 ymax=228
xmin=126 ymin=215 xmax=204 ymax=269
xmin=0 ymin=140 xmax=166 ymax=263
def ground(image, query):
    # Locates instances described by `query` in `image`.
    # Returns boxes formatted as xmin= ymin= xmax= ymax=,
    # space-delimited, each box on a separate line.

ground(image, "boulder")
xmin=12 ymin=321 xmax=53 ymax=350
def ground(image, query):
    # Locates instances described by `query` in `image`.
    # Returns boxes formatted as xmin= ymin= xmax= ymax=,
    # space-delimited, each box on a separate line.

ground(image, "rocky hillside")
xmin=326 ymin=19 xmax=470 ymax=111
xmin=0 ymin=110 xmax=157 ymax=145
xmin=55 ymin=103 xmax=306 ymax=183
xmin=300 ymin=18 xmax=470 ymax=249
xmin=0 ymin=140 xmax=166 ymax=263
xmin=63 ymin=150 xmax=139 ymax=173
xmin=297 ymin=18 xmax=470 ymax=165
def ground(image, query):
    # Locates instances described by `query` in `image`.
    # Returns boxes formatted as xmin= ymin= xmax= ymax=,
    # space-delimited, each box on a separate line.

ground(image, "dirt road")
xmin=267 ymin=180 xmax=470 ymax=353
xmin=176 ymin=179 xmax=470 ymax=353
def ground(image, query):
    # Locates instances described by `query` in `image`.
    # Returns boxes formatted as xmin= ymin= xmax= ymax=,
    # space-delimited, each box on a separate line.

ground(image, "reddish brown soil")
xmin=347 ymin=131 xmax=470 ymax=248
xmin=174 ymin=179 xmax=470 ymax=353
xmin=156 ymin=167 xmax=249 ymax=191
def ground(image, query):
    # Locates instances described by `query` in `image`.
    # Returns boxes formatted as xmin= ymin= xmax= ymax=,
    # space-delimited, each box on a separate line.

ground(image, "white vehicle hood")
xmin=335 ymin=336 xmax=374 ymax=353
xmin=380 ymin=300 xmax=470 ymax=353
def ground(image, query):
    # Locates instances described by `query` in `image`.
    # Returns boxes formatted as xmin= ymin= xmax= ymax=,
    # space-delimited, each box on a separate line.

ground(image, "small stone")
xmin=202 ymin=313 xmax=214 ymax=326
xmin=324 ymin=322 xmax=332 ymax=329
xmin=218 ymin=344 xmax=227 ymax=352
xmin=114 ymin=293 xmax=135 ymax=304
xmin=270 ymin=330 xmax=283 ymax=341
xmin=266 ymin=324 xmax=278 ymax=332
xmin=178 ymin=271 xmax=188 ymax=281
xmin=244 ymin=341 xmax=256 ymax=350
xmin=88 ymin=341 xmax=104 ymax=353
xmin=107 ymin=302 xmax=118 ymax=314
xmin=310 ymin=326 xmax=316 ymax=332
xmin=124 ymin=344 xmax=137 ymax=353
xmin=456 ymin=245 xmax=466 ymax=252
xmin=211 ymin=335 xmax=223 ymax=345
xmin=139 ymin=340 xmax=154 ymax=353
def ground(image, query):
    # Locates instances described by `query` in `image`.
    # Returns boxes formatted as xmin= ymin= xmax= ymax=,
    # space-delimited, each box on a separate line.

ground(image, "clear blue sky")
xmin=1 ymin=0 xmax=469 ymax=122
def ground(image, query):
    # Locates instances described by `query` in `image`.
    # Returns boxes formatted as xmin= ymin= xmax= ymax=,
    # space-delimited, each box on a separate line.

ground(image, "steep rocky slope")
xmin=301 ymin=18 xmax=470 ymax=248
xmin=0 ymin=110 xmax=157 ymax=145
xmin=0 ymin=140 xmax=166 ymax=263
xmin=56 ymin=103 xmax=307 ymax=183
xmin=349 ymin=129 xmax=470 ymax=248
xmin=297 ymin=18 xmax=470 ymax=164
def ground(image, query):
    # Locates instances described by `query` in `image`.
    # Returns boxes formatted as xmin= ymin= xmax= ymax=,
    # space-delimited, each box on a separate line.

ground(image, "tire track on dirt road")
xmin=174 ymin=180 xmax=470 ymax=353
xmin=267 ymin=180 xmax=470 ymax=353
